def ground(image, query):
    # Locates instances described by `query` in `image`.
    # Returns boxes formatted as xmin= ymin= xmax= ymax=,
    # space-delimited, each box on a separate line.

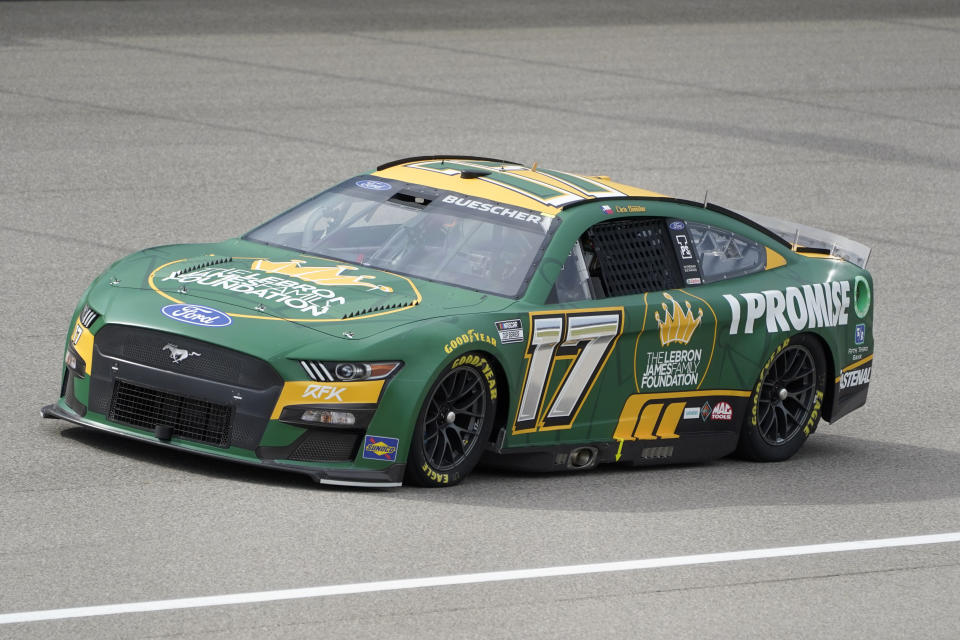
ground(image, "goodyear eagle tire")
xmin=736 ymin=334 xmax=826 ymax=462
xmin=406 ymin=353 xmax=497 ymax=487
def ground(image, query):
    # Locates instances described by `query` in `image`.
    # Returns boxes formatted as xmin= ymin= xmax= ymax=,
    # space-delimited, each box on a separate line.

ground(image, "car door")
xmin=505 ymin=208 xmax=758 ymax=464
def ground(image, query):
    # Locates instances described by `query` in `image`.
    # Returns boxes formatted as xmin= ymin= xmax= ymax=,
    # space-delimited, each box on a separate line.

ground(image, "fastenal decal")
xmin=840 ymin=366 xmax=871 ymax=390
xmin=495 ymin=319 xmax=524 ymax=344
xmin=161 ymin=304 xmax=232 ymax=327
xmin=837 ymin=354 xmax=873 ymax=405
xmin=363 ymin=435 xmax=399 ymax=461
xmin=724 ymin=281 xmax=851 ymax=335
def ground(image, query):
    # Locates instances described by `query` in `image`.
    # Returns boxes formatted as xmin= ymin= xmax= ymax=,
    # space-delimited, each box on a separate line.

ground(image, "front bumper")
xmin=50 ymin=322 xmax=405 ymax=488
xmin=43 ymin=403 xmax=404 ymax=487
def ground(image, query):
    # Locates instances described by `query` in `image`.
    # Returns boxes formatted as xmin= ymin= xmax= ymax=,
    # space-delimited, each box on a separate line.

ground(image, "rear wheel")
xmin=737 ymin=334 xmax=826 ymax=462
xmin=405 ymin=353 xmax=497 ymax=487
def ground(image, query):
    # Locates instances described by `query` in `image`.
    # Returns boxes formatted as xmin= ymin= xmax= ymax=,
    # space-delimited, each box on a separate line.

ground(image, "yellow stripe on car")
xmin=71 ymin=319 xmax=94 ymax=375
xmin=270 ymin=380 xmax=385 ymax=419
xmin=375 ymin=160 xmax=666 ymax=215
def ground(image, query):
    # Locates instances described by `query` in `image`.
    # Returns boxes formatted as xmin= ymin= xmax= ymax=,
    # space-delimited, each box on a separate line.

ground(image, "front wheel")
xmin=736 ymin=334 xmax=826 ymax=462
xmin=405 ymin=353 xmax=497 ymax=487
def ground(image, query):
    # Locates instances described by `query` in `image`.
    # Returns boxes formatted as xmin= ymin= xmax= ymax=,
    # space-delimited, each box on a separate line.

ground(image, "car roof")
xmin=372 ymin=156 xmax=666 ymax=217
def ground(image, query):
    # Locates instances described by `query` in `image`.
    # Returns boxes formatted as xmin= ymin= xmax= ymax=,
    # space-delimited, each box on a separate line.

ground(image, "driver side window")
xmin=547 ymin=242 xmax=595 ymax=303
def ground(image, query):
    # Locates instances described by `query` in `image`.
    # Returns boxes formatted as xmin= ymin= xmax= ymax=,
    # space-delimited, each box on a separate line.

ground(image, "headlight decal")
xmin=298 ymin=360 xmax=401 ymax=382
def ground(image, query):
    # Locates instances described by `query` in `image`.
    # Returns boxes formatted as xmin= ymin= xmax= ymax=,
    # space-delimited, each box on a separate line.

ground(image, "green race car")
xmin=44 ymin=156 xmax=874 ymax=487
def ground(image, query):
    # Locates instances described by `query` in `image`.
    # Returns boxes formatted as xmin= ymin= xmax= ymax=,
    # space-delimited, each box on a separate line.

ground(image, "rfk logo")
xmin=302 ymin=384 xmax=345 ymax=401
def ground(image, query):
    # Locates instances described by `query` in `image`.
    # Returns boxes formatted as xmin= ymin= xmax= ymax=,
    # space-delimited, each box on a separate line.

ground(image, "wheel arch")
xmin=798 ymin=331 xmax=836 ymax=423
xmin=483 ymin=352 xmax=511 ymax=443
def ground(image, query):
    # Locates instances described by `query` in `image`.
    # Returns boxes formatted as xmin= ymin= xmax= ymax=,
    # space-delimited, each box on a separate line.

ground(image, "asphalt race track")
xmin=2 ymin=1 xmax=958 ymax=637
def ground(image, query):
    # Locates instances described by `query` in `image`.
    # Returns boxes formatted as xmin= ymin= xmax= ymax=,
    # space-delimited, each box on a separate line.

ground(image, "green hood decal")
xmin=151 ymin=254 xmax=421 ymax=323
xmin=87 ymin=240 xmax=515 ymax=348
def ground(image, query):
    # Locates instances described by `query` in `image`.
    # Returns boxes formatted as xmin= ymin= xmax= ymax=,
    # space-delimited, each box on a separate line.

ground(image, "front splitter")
xmin=41 ymin=403 xmax=404 ymax=488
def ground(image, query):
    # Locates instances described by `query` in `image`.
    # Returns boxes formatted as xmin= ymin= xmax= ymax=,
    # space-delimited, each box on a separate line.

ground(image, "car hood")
xmin=86 ymin=238 xmax=514 ymax=358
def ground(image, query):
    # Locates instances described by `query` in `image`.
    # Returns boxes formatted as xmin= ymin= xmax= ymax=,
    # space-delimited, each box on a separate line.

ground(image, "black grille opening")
xmin=109 ymin=380 xmax=232 ymax=448
xmin=94 ymin=325 xmax=282 ymax=390
xmin=287 ymin=430 xmax=362 ymax=462
xmin=588 ymin=218 xmax=682 ymax=296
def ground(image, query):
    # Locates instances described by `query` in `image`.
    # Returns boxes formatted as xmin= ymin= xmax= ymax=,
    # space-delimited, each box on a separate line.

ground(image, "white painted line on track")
xmin=2 ymin=531 xmax=959 ymax=625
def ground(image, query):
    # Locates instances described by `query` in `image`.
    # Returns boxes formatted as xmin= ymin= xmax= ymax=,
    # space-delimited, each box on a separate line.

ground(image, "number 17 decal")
xmin=513 ymin=308 xmax=624 ymax=433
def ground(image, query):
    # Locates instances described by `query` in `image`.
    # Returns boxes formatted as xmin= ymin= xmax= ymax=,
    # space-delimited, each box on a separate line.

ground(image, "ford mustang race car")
xmin=44 ymin=156 xmax=874 ymax=487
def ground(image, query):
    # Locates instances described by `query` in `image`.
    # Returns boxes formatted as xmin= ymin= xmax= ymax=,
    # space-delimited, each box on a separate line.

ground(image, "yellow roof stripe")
xmin=374 ymin=160 xmax=667 ymax=215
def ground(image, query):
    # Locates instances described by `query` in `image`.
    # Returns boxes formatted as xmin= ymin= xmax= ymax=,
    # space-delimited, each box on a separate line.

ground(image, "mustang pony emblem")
xmin=250 ymin=259 xmax=394 ymax=293
xmin=162 ymin=343 xmax=201 ymax=363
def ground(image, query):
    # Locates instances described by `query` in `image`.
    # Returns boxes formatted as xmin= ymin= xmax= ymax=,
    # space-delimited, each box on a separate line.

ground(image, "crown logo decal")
xmin=655 ymin=293 xmax=703 ymax=346
xmin=250 ymin=260 xmax=394 ymax=292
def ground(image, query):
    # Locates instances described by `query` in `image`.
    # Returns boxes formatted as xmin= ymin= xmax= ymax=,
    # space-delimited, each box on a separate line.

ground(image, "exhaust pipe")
xmin=567 ymin=446 xmax=598 ymax=470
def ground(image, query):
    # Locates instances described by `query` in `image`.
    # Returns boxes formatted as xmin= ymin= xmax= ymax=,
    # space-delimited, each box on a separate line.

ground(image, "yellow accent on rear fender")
xmin=765 ymin=247 xmax=787 ymax=269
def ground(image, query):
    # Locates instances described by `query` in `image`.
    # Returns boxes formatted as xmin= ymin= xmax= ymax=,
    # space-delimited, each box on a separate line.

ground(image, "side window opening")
xmin=548 ymin=217 xmax=682 ymax=302
xmin=587 ymin=218 xmax=682 ymax=296
xmin=687 ymin=222 xmax=766 ymax=283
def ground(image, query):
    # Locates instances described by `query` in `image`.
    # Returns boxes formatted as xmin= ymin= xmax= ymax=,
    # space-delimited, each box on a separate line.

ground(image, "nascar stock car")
xmin=44 ymin=156 xmax=874 ymax=487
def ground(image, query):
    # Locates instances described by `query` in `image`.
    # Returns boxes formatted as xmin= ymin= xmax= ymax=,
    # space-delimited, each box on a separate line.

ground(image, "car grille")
xmin=288 ymin=430 xmax=361 ymax=462
xmin=109 ymin=380 xmax=232 ymax=448
xmin=94 ymin=324 xmax=282 ymax=390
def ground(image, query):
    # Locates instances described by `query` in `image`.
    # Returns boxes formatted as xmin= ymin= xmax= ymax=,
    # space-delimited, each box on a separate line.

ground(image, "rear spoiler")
xmin=738 ymin=211 xmax=871 ymax=268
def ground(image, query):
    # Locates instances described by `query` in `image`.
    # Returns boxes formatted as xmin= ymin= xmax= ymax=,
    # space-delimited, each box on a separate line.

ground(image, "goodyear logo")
xmin=362 ymin=435 xmax=399 ymax=461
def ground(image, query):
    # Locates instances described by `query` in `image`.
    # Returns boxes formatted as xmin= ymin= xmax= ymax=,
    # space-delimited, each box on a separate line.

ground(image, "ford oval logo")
xmin=355 ymin=179 xmax=392 ymax=191
xmin=161 ymin=304 xmax=232 ymax=327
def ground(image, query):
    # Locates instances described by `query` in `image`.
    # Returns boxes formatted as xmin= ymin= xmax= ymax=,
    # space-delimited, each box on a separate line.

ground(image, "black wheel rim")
xmin=422 ymin=367 xmax=488 ymax=471
xmin=756 ymin=345 xmax=818 ymax=445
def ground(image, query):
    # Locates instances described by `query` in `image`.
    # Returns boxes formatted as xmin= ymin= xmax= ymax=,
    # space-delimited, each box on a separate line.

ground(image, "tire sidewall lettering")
xmin=752 ymin=338 xmax=789 ymax=427
xmin=408 ymin=353 xmax=497 ymax=487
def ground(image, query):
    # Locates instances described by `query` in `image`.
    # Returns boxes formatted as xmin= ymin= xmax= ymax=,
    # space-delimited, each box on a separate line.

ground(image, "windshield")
xmin=243 ymin=177 xmax=555 ymax=298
